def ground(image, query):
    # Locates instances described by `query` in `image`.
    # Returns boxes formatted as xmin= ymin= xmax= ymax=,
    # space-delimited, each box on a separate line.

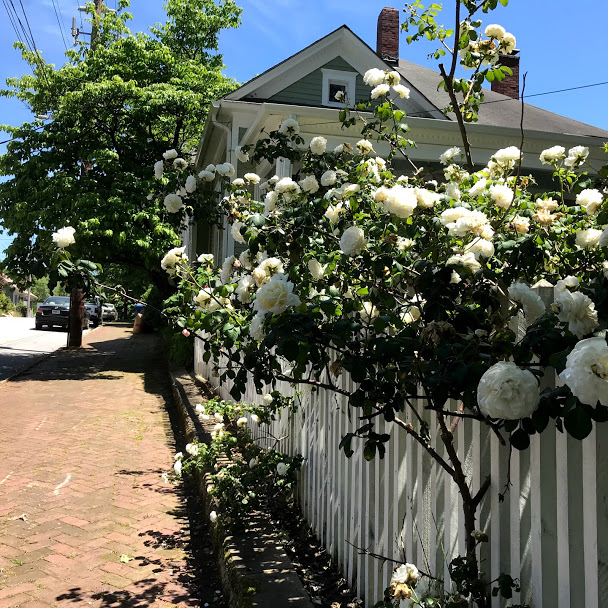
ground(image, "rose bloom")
xmin=371 ymin=83 xmax=390 ymax=99
xmin=468 ymin=177 xmax=487 ymax=197
xmin=484 ymin=23 xmax=506 ymax=38
xmin=492 ymin=146 xmax=521 ymax=166
xmin=489 ymin=183 xmax=514 ymax=208
xmin=232 ymin=178 xmax=245 ymax=188
xmin=308 ymin=258 xmax=326 ymax=280
xmin=276 ymin=462 xmax=288 ymax=476
xmin=216 ymin=162 xmax=235 ymax=177
xmin=446 ymin=252 xmax=481 ymax=272
xmin=599 ymin=228 xmax=608 ymax=247
xmin=414 ymin=188 xmax=441 ymax=208
xmin=391 ymin=563 xmax=420 ymax=586
xmin=555 ymin=289 xmax=599 ymax=338
xmin=575 ymin=228 xmax=603 ymax=248
xmin=508 ymin=281 xmax=545 ymax=323
xmin=161 ymin=246 xmax=187 ymax=275
xmin=263 ymin=393 xmax=273 ymax=405
xmin=356 ymin=139 xmax=374 ymax=154
xmin=576 ymin=189 xmax=603 ymax=215
xmin=253 ymin=274 xmax=301 ymax=315
xmin=183 ymin=175 xmax=197 ymax=193
xmin=381 ymin=185 xmax=418 ymax=218
xmin=163 ymin=193 xmax=183 ymax=213
xmin=363 ymin=68 xmax=385 ymax=86
xmin=237 ymin=417 xmax=248 ymax=427
xmin=340 ymin=226 xmax=367 ymax=256
xmin=477 ymin=361 xmax=540 ymax=419
xmin=310 ymin=136 xmax=327 ymax=155
xmin=235 ymin=146 xmax=249 ymax=162
xmin=564 ymin=145 xmax=589 ymax=168
xmin=539 ymin=145 xmax=566 ymax=165
xmin=320 ymin=170 xmax=337 ymax=187
xmin=439 ymin=146 xmax=461 ymax=165
xmin=52 ymin=226 xmax=76 ymax=248
xmin=154 ymin=160 xmax=164 ymax=179
xmin=244 ymin=172 xmax=260 ymax=184
xmin=264 ymin=190 xmax=278 ymax=213
xmin=396 ymin=237 xmax=414 ymax=251
xmin=253 ymin=257 xmax=284 ymax=286
xmin=560 ymin=337 xmax=608 ymax=406
xmin=231 ymin=221 xmax=246 ymax=244
xmin=445 ymin=182 xmax=461 ymax=201
xmin=392 ymin=84 xmax=410 ymax=98
xmin=173 ymin=158 xmax=188 ymax=170
xmin=385 ymin=70 xmax=400 ymax=85
xmin=279 ymin=118 xmax=300 ymax=135
xmin=299 ymin=175 xmax=320 ymax=194
xmin=465 ymin=237 xmax=495 ymax=259
xmin=163 ymin=149 xmax=178 ymax=160
xmin=198 ymin=169 xmax=215 ymax=181
xmin=501 ymin=33 xmax=516 ymax=54
xmin=512 ymin=216 xmax=530 ymax=234
xmin=249 ymin=314 xmax=266 ymax=340
xmin=325 ymin=203 xmax=344 ymax=224
xmin=236 ymin=275 xmax=255 ymax=303
xmin=220 ymin=255 xmax=235 ymax=284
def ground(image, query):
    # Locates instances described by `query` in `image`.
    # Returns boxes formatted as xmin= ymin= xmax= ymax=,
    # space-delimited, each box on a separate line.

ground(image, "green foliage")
xmin=0 ymin=0 xmax=241 ymax=290
xmin=0 ymin=293 xmax=15 ymax=313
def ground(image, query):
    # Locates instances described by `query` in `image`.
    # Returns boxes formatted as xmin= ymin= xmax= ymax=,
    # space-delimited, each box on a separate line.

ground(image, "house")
xmin=189 ymin=7 xmax=608 ymax=262
xmin=0 ymin=273 xmax=37 ymax=312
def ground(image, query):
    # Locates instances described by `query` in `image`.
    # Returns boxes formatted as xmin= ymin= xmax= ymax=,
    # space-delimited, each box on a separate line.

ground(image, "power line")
xmin=51 ymin=0 xmax=70 ymax=52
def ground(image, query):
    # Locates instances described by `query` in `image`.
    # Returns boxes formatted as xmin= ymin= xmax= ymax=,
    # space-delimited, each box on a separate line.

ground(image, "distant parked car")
xmin=85 ymin=296 xmax=102 ymax=327
xmin=102 ymin=303 xmax=118 ymax=322
xmin=35 ymin=296 xmax=90 ymax=330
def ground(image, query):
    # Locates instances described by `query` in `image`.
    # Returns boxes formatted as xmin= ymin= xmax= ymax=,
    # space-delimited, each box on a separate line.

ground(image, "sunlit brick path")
xmin=0 ymin=325 xmax=220 ymax=608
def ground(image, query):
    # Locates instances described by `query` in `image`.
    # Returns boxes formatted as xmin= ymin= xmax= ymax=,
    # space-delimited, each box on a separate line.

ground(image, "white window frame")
xmin=321 ymin=69 xmax=357 ymax=108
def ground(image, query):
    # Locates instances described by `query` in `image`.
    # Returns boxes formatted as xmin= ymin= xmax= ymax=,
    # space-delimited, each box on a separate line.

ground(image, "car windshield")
xmin=44 ymin=297 xmax=70 ymax=306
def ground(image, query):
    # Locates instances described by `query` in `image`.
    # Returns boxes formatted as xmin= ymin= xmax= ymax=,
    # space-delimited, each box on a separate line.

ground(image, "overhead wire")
xmin=51 ymin=0 xmax=70 ymax=52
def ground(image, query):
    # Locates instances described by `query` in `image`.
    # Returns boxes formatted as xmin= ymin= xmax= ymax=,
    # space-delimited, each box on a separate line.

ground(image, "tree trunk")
xmin=67 ymin=287 xmax=84 ymax=348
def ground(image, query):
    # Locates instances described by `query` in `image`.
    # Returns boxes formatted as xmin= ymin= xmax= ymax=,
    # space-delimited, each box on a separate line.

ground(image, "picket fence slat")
xmin=195 ymin=339 xmax=605 ymax=607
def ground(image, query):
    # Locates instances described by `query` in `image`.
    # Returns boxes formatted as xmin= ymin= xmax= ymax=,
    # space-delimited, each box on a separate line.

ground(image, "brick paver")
xmin=0 ymin=326 xmax=220 ymax=607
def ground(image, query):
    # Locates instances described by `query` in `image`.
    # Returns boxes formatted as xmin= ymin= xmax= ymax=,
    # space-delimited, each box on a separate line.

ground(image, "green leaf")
xmin=363 ymin=442 xmax=376 ymax=461
xmin=510 ymin=428 xmax=530 ymax=451
xmin=564 ymin=406 xmax=592 ymax=440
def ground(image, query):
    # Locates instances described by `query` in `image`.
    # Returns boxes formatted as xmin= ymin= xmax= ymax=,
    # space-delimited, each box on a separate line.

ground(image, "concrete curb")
xmin=170 ymin=370 xmax=314 ymax=608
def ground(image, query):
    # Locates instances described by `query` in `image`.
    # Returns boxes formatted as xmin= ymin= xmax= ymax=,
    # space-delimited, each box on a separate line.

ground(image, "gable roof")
xmin=222 ymin=24 xmax=608 ymax=140
xmin=395 ymin=59 xmax=608 ymax=139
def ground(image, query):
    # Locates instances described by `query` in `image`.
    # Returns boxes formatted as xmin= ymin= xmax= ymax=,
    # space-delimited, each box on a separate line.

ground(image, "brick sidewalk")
xmin=0 ymin=325 xmax=222 ymax=608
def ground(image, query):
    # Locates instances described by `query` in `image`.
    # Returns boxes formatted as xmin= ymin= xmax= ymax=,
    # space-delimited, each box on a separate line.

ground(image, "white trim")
xmin=321 ymin=68 xmax=356 ymax=108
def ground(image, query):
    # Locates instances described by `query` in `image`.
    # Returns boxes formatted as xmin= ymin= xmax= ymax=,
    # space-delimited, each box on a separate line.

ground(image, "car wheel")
xmin=35 ymin=322 xmax=43 ymax=330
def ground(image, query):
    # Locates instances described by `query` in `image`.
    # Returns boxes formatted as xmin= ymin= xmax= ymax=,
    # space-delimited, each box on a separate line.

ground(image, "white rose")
xmin=576 ymin=189 xmax=603 ymax=215
xmin=320 ymin=170 xmax=337 ymax=187
xmin=161 ymin=246 xmax=187 ymax=274
xmin=185 ymin=175 xmax=197 ymax=193
xmin=492 ymin=146 xmax=520 ymax=166
xmin=468 ymin=178 xmax=487 ymax=198
xmin=173 ymin=157 xmax=188 ymax=170
xmin=508 ymin=282 xmax=546 ymax=323
xmin=276 ymin=462 xmax=288 ymax=476
xmin=300 ymin=175 xmax=319 ymax=194
xmin=560 ymin=338 xmax=608 ymax=406
xmin=237 ymin=417 xmax=248 ymax=427
xmin=216 ymin=162 xmax=235 ymax=177
xmin=263 ymin=394 xmax=273 ymax=405
xmin=340 ymin=226 xmax=366 ymax=256
xmin=501 ymin=33 xmax=516 ymax=54
xmin=235 ymin=146 xmax=249 ymax=162
xmin=540 ymin=145 xmax=566 ymax=165
xmin=356 ymin=139 xmax=374 ymax=154
xmin=391 ymin=563 xmax=419 ymax=586
xmin=575 ymin=228 xmax=602 ymax=248
xmin=555 ymin=290 xmax=599 ymax=338
xmin=599 ymin=228 xmax=608 ymax=247
xmin=392 ymin=84 xmax=410 ymax=98
xmin=249 ymin=314 xmax=266 ymax=340
xmin=465 ymin=238 xmax=495 ymax=259
xmin=264 ymin=190 xmax=278 ymax=213
xmin=198 ymin=170 xmax=215 ymax=181
xmin=370 ymin=83 xmax=390 ymax=99
xmin=439 ymin=147 xmax=461 ymax=165
xmin=154 ymin=160 xmax=164 ymax=179
xmin=477 ymin=361 xmax=539 ymax=419
xmin=231 ymin=221 xmax=246 ymax=244
xmin=163 ymin=149 xmax=178 ymax=160
xmin=564 ymin=145 xmax=589 ymax=168
xmin=512 ymin=216 xmax=530 ymax=234
xmin=244 ymin=172 xmax=260 ymax=184
xmin=414 ymin=188 xmax=441 ymax=208
xmin=440 ymin=207 xmax=470 ymax=225
xmin=279 ymin=118 xmax=300 ymax=135
xmin=308 ymin=258 xmax=326 ymax=280
xmin=324 ymin=203 xmax=344 ymax=224
xmin=173 ymin=460 xmax=182 ymax=475
xmin=382 ymin=185 xmax=418 ymax=218
xmin=236 ymin=275 xmax=255 ymax=303
xmin=484 ymin=24 xmax=506 ymax=39
xmin=489 ymin=184 xmax=514 ymax=209
xmin=163 ymin=193 xmax=183 ymax=213
xmin=446 ymin=252 xmax=481 ymax=272
xmin=363 ymin=68 xmax=385 ymax=86
xmin=220 ymin=255 xmax=235 ymax=284
xmin=445 ymin=183 xmax=461 ymax=201
xmin=309 ymin=136 xmax=327 ymax=155
xmin=209 ymin=511 xmax=217 ymax=523
xmin=253 ymin=274 xmax=301 ymax=315
xmin=52 ymin=226 xmax=76 ymax=248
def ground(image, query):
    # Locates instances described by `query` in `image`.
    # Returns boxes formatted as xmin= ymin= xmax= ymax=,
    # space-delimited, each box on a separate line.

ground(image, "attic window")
xmin=321 ymin=69 xmax=357 ymax=108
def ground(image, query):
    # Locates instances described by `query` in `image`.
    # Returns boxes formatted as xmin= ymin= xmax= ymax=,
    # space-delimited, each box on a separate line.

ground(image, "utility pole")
xmin=67 ymin=0 xmax=104 ymax=348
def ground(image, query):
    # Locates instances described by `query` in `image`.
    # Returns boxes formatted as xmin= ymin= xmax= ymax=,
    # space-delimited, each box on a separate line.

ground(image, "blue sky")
xmin=1 ymin=0 xmax=608 ymax=256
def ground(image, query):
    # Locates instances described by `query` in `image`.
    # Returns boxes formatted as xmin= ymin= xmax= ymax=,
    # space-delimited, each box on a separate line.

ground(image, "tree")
xmin=0 ymin=0 xmax=241 ymax=296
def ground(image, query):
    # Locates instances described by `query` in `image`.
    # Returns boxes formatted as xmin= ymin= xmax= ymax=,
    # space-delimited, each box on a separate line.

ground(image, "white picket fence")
xmin=195 ymin=343 xmax=607 ymax=607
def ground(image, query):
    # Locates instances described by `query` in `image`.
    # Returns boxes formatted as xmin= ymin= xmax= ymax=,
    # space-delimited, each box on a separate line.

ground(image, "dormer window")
xmin=322 ymin=69 xmax=357 ymax=108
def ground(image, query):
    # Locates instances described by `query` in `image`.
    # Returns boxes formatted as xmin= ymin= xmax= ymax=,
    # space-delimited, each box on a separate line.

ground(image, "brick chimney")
xmin=377 ymin=7 xmax=399 ymax=65
xmin=491 ymin=51 xmax=520 ymax=99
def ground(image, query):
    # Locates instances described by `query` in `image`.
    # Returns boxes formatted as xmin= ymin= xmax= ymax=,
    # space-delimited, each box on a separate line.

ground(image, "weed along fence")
xmin=195 ymin=345 xmax=608 ymax=607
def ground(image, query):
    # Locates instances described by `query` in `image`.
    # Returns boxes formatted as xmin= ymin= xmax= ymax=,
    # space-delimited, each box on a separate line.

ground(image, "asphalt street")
xmin=0 ymin=317 xmax=71 ymax=381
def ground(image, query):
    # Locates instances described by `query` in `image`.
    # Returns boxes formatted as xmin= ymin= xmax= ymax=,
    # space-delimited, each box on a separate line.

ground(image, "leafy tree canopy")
xmin=0 ymin=0 xmax=241 ymax=293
